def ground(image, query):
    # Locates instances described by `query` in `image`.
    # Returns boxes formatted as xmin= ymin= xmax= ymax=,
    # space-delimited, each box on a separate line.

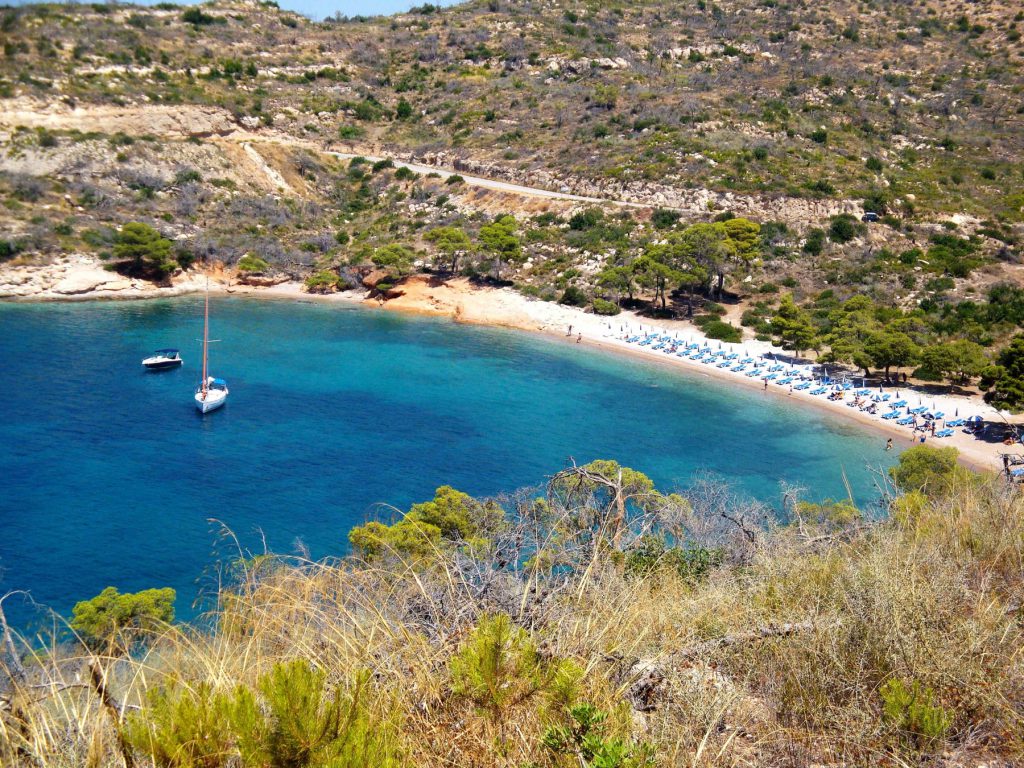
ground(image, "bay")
xmin=0 ymin=297 xmax=894 ymax=628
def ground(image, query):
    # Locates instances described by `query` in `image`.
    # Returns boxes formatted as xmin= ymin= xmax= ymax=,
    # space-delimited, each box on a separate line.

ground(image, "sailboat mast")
xmin=201 ymin=285 xmax=209 ymax=393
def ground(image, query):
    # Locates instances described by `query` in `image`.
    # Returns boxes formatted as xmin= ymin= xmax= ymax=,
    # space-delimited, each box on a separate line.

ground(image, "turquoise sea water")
xmin=0 ymin=298 xmax=895 ymax=629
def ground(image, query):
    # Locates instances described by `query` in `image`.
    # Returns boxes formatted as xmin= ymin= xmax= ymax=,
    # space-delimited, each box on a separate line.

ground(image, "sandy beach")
xmin=2 ymin=257 xmax=1019 ymax=473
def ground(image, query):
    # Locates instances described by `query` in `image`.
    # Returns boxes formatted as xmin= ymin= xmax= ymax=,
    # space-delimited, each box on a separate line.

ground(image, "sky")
xmin=2 ymin=0 xmax=465 ymax=20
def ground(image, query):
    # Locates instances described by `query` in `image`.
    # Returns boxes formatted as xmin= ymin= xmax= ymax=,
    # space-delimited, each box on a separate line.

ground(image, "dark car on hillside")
xmin=861 ymin=211 xmax=880 ymax=223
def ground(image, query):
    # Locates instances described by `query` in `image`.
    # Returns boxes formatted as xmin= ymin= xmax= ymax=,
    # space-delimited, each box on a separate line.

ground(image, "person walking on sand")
xmin=764 ymin=378 xmax=768 ymax=391
xmin=886 ymin=438 xmax=893 ymax=451
xmin=577 ymin=333 xmax=582 ymax=344
xmin=567 ymin=324 xmax=573 ymax=337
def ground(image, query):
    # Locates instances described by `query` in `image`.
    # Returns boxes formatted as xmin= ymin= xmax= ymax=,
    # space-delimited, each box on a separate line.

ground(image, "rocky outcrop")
xmin=235 ymin=273 xmax=289 ymax=287
xmin=0 ymin=255 xmax=213 ymax=300
xmin=0 ymin=99 xmax=240 ymax=139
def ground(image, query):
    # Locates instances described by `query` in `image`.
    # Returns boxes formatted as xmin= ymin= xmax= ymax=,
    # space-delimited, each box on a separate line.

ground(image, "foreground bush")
xmin=2 ymin=454 xmax=1022 ymax=766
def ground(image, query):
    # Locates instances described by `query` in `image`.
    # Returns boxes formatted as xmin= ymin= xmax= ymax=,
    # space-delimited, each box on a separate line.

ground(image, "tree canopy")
xmin=70 ymin=586 xmax=175 ymax=648
xmin=113 ymin=222 xmax=177 ymax=279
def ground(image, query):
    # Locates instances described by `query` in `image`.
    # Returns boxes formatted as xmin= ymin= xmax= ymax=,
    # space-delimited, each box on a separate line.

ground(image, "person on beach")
xmin=788 ymin=385 xmax=793 ymax=395
xmin=577 ymin=333 xmax=582 ymax=344
xmin=567 ymin=325 xmax=573 ymax=336
xmin=886 ymin=438 xmax=893 ymax=451
xmin=930 ymin=423 xmax=936 ymax=437
xmin=764 ymin=378 xmax=768 ymax=390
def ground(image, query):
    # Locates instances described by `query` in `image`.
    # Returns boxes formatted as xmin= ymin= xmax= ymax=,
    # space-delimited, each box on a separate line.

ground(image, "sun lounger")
xmin=881 ymin=411 xmax=900 ymax=420
xmin=896 ymin=416 xmax=915 ymax=425
xmin=794 ymin=382 xmax=811 ymax=390
xmin=935 ymin=429 xmax=954 ymax=438
xmin=810 ymin=387 xmax=827 ymax=395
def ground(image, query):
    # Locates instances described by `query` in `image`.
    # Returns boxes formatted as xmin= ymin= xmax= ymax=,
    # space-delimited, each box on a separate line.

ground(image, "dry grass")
xmin=2 ymin=474 xmax=1023 ymax=767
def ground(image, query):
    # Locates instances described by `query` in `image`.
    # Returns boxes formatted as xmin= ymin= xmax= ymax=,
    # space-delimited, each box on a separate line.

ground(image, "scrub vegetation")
xmin=2 ymin=451 xmax=1023 ymax=766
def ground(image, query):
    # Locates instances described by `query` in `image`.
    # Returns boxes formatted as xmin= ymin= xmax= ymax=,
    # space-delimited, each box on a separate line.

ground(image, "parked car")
xmin=861 ymin=211 xmax=880 ymax=223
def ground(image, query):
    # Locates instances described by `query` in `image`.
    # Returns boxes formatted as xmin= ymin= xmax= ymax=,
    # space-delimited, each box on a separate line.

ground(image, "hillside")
xmin=2 ymin=0 xmax=1024 ymax=403
xmin=2 ymin=453 xmax=1023 ymax=766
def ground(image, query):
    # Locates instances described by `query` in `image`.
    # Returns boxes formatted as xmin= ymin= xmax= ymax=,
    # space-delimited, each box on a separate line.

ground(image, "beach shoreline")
xmin=2 ymin=260 xmax=1016 ymax=473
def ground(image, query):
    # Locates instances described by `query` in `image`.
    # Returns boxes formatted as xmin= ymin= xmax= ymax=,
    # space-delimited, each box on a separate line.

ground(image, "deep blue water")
xmin=0 ymin=298 xmax=894 ymax=629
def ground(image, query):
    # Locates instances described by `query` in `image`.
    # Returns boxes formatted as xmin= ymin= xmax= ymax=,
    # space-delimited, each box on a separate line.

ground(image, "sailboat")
xmin=194 ymin=284 xmax=229 ymax=414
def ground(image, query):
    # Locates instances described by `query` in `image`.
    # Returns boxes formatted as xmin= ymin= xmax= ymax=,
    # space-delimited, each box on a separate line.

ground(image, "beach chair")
xmin=810 ymin=387 xmax=827 ymax=395
xmin=896 ymin=416 xmax=915 ymax=425
xmin=794 ymin=382 xmax=811 ymax=390
xmin=881 ymin=411 xmax=900 ymax=420
xmin=935 ymin=429 xmax=954 ymax=438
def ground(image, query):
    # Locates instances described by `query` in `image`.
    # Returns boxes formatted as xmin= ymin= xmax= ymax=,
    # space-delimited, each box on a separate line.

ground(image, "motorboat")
xmin=142 ymin=349 xmax=183 ymax=371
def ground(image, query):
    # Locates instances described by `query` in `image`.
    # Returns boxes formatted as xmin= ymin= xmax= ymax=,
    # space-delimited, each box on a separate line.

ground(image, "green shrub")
xmin=625 ymin=535 xmax=724 ymax=583
xmin=338 ymin=124 xmax=366 ymax=140
xmin=558 ymin=285 xmax=588 ymax=307
xmin=880 ymin=678 xmax=951 ymax=751
xmin=125 ymin=662 xmax=403 ymax=768
xmin=445 ymin=174 xmax=464 ymax=185
xmin=592 ymin=297 xmax=620 ymax=315
xmin=236 ymin=255 xmax=269 ymax=273
xmin=182 ymin=7 xmax=224 ymax=25
xmin=394 ymin=166 xmax=417 ymax=181
xmin=542 ymin=703 xmax=655 ymax=767
xmin=703 ymin=320 xmax=742 ymax=343
xmin=450 ymin=614 xmax=550 ymax=724
xmin=828 ymin=215 xmax=862 ymax=243
xmin=803 ymin=228 xmax=825 ymax=255
xmin=0 ymin=239 xmax=23 ymax=261
xmin=304 ymin=270 xmax=342 ymax=292
xmin=650 ymin=208 xmax=681 ymax=229
xmin=174 ymin=168 xmax=202 ymax=185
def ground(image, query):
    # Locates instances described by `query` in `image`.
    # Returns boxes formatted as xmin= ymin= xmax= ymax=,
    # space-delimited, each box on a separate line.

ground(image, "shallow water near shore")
xmin=0 ymin=297 xmax=896 ymax=628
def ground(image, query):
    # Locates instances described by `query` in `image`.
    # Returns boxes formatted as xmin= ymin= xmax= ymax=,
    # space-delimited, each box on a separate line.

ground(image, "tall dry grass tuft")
xmin=2 ymin=461 xmax=1023 ymax=766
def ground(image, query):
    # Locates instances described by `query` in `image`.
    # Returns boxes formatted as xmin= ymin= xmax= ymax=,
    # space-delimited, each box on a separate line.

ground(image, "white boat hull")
xmin=195 ymin=388 xmax=228 ymax=413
